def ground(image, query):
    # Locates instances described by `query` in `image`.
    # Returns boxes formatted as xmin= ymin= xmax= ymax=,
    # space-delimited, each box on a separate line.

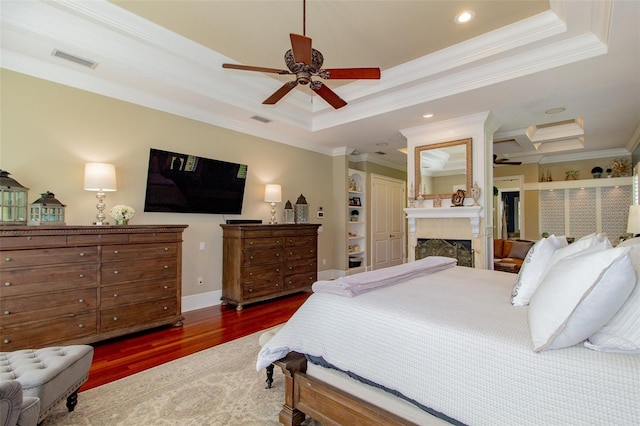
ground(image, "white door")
xmin=372 ymin=175 xmax=405 ymax=270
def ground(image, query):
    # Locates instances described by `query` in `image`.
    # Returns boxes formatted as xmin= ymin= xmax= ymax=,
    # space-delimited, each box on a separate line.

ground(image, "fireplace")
xmin=416 ymin=238 xmax=474 ymax=267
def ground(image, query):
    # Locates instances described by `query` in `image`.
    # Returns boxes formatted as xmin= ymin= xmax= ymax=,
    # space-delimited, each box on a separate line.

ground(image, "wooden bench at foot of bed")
xmin=275 ymin=352 xmax=417 ymax=426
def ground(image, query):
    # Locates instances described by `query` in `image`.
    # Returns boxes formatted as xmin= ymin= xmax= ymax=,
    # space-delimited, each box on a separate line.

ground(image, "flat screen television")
xmin=143 ymin=148 xmax=248 ymax=214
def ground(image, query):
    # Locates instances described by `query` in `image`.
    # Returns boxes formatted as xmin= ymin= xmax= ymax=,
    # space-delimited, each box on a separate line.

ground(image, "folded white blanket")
xmin=312 ymin=256 xmax=457 ymax=297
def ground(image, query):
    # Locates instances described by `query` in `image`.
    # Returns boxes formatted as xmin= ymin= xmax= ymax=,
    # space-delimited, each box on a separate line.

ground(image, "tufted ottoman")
xmin=0 ymin=345 xmax=93 ymax=423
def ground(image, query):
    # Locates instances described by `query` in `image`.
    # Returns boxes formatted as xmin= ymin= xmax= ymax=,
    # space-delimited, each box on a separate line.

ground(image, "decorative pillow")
xmin=507 ymin=240 xmax=534 ymax=259
xmin=510 ymin=235 xmax=567 ymax=306
xmin=528 ymin=246 xmax=636 ymax=351
xmin=584 ymin=241 xmax=640 ymax=354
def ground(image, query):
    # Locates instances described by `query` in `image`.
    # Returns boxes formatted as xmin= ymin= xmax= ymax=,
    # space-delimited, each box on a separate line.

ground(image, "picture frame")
xmin=350 ymin=197 xmax=361 ymax=206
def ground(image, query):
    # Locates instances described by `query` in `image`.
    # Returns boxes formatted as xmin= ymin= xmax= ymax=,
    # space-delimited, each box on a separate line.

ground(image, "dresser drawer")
xmin=285 ymin=272 xmax=316 ymax=291
xmin=284 ymin=235 xmax=317 ymax=247
xmin=0 ymin=312 xmax=97 ymax=351
xmin=128 ymin=232 xmax=181 ymax=243
xmin=242 ymin=237 xmax=284 ymax=249
xmin=285 ymin=245 xmax=317 ymax=261
xmin=67 ymin=233 xmax=129 ymax=245
xmin=285 ymin=258 xmax=317 ymax=275
xmin=0 ymin=264 xmax=97 ymax=297
xmin=0 ymin=235 xmax=67 ymax=250
xmin=242 ymin=280 xmax=282 ymax=299
xmin=100 ymin=297 xmax=177 ymax=332
xmin=242 ymin=249 xmax=284 ymax=266
xmin=1 ymin=246 xmax=98 ymax=268
xmin=101 ymin=259 xmax=177 ymax=284
xmin=101 ymin=280 xmax=177 ymax=308
xmin=102 ymin=243 xmax=177 ymax=261
xmin=1 ymin=288 xmax=96 ymax=326
xmin=243 ymin=264 xmax=283 ymax=283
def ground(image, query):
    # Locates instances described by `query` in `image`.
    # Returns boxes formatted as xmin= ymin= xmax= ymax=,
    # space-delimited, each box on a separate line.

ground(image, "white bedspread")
xmin=258 ymin=266 xmax=640 ymax=425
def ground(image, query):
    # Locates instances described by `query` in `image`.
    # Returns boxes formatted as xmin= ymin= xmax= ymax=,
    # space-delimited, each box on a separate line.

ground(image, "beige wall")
xmin=0 ymin=70 xmax=346 ymax=305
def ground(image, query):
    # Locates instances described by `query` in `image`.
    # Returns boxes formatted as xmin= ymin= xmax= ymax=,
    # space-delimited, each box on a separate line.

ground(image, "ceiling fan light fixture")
xmin=455 ymin=10 xmax=475 ymax=24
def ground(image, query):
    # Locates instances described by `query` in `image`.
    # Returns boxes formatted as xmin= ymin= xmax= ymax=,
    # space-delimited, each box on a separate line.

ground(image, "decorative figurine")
xmin=470 ymin=182 xmax=481 ymax=206
xmin=451 ymin=189 xmax=465 ymax=207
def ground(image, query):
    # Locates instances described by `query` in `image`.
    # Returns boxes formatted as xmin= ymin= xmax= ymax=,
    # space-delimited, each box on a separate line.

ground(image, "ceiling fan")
xmin=493 ymin=155 xmax=522 ymax=166
xmin=222 ymin=0 xmax=380 ymax=109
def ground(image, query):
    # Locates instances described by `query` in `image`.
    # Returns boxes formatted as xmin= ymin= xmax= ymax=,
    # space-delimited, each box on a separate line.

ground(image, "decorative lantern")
xmin=284 ymin=200 xmax=295 ymax=224
xmin=294 ymin=193 xmax=309 ymax=224
xmin=0 ymin=170 xmax=29 ymax=226
xmin=29 ymin=191 xmax=66 ymax=226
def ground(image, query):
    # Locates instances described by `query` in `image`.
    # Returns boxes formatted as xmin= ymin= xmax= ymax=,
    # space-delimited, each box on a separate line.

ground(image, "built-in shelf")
xmin=524 ymin=176 xmax=632 ymax=191
xmin=404 ymin=205 xmax=483 ymax=237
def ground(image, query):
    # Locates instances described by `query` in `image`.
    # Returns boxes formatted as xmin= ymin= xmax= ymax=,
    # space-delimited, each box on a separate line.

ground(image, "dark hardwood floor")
xmin=83 ymin=292 xmax=310 ymax=391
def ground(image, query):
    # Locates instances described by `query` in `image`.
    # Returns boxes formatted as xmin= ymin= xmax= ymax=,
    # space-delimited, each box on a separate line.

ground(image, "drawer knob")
xmin=4 ymin=257 xmax=11 ymax=262
xmin=276 ymin=253 xmax=280 ymax=257
xmin=163 ymin=285 xmax=169 ymax=289
xmin=250 ymin=255 xmax=254 ymax=259
xmin=275 ymin=268 xmax=280 ymax=272
xmin=4 ymin=310 xmax=10 ymax=315
xmin=4 ymin=282 xmax=11 ymax=287
xmin=78 ymin=299 xmax=84 ymax=303
xmin=163 ymin=265 xmax=169 ymax=269
xmin=163 ymin=306 xmax=168 ymax=311
xmin=79 ymin=274 xmax=85 ymax=278
xmin=113 ymin=270 xmax=119 ymax=275
xmin=113 ymin=250 xmax=119 ymax=254
xmin=113 ymin=293 xmax=118 ymax=297
xmin=79 ymin=252 xmax=85 ymax=257
xmin=164 ymin=247 xmax=169 ymax=251
xmin=3 ymin=339 xmax=9 ymax=344
xmin=248 ymin=288 xmax=253 ymax=292
xmin=249 ymin=272 xmax=253 ymax=276
xmin=27 ymin=236 xmax=32 ymax=240
xmin=113 ymin=316 xmax=118 ymax=321
xmin=78 ymin=323 xmax=84 ymax=328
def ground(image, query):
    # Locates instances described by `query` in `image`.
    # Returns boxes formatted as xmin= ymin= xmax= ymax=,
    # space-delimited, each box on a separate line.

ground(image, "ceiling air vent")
xmin=251 ymin=115 xmax=272 ymax=123
xmin=52 ymin=49 xmax=98 ymax=69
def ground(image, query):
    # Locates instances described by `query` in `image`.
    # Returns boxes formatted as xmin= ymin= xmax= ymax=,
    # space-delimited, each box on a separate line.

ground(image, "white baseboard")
xmin=182 ymin=289 xmax=222 ymax=312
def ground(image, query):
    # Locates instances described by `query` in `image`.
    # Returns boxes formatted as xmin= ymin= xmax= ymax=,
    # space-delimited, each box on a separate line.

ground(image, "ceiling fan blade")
xmin=290 ymin=33 xmax=312 ymax=64
xmin=263 ymin=81 xmax=298 ymax=105
xmin=323 ymin=68 xmax=381 ymax=80
xmin=223 ymin=63 xmax=292 ymax=75
xmin=311 ymin=82 xmax=347 ymax=109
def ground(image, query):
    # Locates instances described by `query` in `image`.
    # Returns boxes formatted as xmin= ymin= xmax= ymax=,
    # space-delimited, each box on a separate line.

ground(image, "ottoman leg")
xmin=265 ymin=364 xmax=275 ymax=389
xmin=66 ymin=390 xmax=79 ymax=412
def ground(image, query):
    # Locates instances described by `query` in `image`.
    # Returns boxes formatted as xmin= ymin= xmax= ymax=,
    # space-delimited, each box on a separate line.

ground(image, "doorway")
xmin=371 ymin=174 xmax=406 ymax=270
xmin=494 ymin=176 xmax=524 ymax=240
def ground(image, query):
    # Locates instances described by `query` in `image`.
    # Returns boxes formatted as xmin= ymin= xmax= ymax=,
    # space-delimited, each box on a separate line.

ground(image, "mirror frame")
xmin=414 ymin=138 xmax=473 ymax=200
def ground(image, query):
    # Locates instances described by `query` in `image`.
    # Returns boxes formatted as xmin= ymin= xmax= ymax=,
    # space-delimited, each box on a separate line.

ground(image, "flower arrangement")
xmin=608 ymin=158 xmax=631 ymax=177
xmin=109 ymin=204 xmax=135 ymax=221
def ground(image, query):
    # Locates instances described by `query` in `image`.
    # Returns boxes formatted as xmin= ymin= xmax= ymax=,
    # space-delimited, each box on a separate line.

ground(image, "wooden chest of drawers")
xmin=0 ymin=225 xmax=187 ymax=351
xmin=220 ymin=224 xmax=319 ymax=310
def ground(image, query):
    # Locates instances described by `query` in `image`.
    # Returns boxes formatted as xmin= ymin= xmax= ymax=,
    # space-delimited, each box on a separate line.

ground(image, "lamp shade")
xmin=627 ymin=205 xmax=640 ymax=234
xmin=84 ymin=163 xmax=117 ymax=191
xmin=264 ymin=184 xmax=282 ymax=203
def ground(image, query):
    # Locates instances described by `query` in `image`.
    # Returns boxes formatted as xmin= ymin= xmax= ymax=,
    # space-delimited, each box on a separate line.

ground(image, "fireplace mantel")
xmin=404 ymin=206 xmax=483 ymax=237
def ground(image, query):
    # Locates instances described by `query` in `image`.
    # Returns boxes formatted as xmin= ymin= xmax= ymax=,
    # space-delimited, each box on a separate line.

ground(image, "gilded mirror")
xmin=414 ymin=138 xmax=472 ymax=200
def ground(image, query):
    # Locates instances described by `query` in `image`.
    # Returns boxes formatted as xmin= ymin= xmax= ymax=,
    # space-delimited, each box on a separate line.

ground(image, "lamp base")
xmin=269 ymin=202 xmax=278 ymax=225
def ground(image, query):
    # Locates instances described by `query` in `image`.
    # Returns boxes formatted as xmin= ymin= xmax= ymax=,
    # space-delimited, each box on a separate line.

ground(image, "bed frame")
xmin=275 ymin=352 xmax=418 ymax=426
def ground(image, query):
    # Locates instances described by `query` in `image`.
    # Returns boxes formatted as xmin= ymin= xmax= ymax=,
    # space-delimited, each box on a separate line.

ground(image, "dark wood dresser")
xmin=220 ymin=224 xmax=320 ymax=310
xmin=0 ymin=224 xmax=187 ymax=351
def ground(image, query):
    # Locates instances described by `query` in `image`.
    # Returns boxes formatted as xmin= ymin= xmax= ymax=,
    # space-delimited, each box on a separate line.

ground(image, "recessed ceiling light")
xmin=423 ymin=113 xmax=434 ymax=118
xmin=545 ymin=107 xmax=566 ymax=114
xmin=455 ymin=10 xmax=475 ymax=24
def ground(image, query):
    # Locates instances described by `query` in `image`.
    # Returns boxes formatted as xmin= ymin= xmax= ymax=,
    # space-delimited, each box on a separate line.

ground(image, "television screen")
xmin=143 ymin=148 xmax=248 ymax=214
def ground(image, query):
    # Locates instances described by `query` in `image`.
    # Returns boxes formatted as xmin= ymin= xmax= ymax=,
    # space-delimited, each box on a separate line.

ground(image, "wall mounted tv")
xmin=143 ymin=148 xmax=248 ymax=214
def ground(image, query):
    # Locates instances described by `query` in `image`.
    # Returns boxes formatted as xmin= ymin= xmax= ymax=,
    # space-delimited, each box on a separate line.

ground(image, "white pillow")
xmin=528 ymin=246 xmax=636 ymax=351
xmin=547 ymin=233 xmax=601 ymax=267
xmin=585 ymin=244 xmax=640 ymax=354
xmin=510 ymin=235 xmax=567 ymax=306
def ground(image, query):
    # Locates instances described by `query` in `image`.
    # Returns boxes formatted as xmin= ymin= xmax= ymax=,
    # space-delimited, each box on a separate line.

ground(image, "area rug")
xmin=40 ymin=330 xmax=318 ymax=425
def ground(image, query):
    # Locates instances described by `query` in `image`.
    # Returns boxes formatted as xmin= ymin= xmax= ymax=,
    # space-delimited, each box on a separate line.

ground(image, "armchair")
xmin=0 ymin=380 xmax=40 ymax=426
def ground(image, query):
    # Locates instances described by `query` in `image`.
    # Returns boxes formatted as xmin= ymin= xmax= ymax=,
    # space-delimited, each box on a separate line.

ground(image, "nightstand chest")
xmin=0 ymin=225 xmax=187 ymax=351
xmin=220 ymin=224 xmax=319 ymax=310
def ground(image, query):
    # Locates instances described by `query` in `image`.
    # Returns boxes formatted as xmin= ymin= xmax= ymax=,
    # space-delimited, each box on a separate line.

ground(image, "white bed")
xmin=258 ymin=265 xmax=640 ymax=425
